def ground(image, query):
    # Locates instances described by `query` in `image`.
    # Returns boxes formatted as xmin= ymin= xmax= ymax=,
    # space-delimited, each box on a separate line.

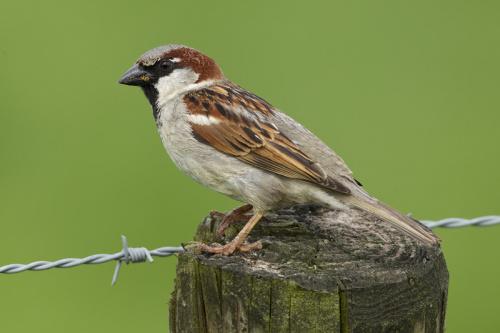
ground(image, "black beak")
xmin=118 ymin=64 xmax=152 ymax=86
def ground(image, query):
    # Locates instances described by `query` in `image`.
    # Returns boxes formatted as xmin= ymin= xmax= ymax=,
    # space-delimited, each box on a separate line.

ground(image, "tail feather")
xmin=345 ymin=195 xmax=440 ymax=246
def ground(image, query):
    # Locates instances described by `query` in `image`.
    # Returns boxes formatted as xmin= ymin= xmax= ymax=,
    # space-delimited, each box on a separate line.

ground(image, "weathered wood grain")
xmin=169 ymin=205 xmax=448 ymax=333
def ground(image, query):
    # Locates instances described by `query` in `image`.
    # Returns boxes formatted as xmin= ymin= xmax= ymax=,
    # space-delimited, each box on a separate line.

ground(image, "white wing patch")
xmin=187 ymin=114 xmax=221 ymax=125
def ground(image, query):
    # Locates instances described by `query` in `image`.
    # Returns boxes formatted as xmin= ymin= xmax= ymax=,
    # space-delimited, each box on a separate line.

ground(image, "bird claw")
xmin=238 ymin=241 xmax=263 ymax=253
xmin=196 ymin=240 xmax=262 ymax=256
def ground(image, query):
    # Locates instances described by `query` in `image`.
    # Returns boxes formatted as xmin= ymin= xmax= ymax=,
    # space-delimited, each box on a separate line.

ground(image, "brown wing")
xmin=184 ymin=82 xmax=351 ymax=195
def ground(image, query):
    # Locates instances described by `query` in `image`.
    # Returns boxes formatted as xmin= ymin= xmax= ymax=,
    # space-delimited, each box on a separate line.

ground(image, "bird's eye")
xmin=160 ymin=60 xmax=172 ymax=68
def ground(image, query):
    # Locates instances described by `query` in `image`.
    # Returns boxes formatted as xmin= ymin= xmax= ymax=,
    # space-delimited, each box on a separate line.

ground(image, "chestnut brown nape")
xmin=163 ymin=47 xmax=224 ymax=83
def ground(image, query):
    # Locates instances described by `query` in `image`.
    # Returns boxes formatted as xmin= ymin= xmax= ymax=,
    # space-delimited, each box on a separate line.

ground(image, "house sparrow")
xmin=119 ymin=44 xmax=438 ymax=255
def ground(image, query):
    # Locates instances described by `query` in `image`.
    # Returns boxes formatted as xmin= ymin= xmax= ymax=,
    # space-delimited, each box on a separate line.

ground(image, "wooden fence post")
xmin=169 ymin=205 xmax=448 ymax=333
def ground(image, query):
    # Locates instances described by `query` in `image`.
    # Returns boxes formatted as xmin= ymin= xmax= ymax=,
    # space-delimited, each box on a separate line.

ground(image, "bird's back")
xmin=269 ymin=110 xmax=357 ymax=185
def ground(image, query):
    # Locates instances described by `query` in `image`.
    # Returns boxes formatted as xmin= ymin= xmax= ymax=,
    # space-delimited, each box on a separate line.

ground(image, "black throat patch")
xmin=141 ymin=86 xmax=160 ymax=121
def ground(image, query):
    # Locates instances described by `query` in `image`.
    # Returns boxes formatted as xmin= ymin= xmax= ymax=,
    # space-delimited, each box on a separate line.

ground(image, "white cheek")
xmin=154 ymin=68 xmax=199 ymax=93
xmin=154 ymin=68 xmax=200 ymax=106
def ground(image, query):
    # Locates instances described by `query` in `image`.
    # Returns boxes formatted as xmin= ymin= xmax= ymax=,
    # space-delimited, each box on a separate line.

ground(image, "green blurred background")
xmin=1 ymin=1 xmax=499 ymax=332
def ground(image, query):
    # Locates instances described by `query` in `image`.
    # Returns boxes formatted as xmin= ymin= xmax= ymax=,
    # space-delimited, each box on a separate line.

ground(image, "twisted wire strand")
xmin=420 ymin=215 xmax=500 ymax=229
xmin=0 ymin=216 xmax=498 ymax=284
xmin=0 ymin=235 xmax=184 ymax=285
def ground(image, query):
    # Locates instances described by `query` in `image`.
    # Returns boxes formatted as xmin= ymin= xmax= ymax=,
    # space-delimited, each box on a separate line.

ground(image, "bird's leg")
xmin=216 ymin=204 xmax=253 ymax=237
xmin=198 ymin=212 xmax=264 ymax=256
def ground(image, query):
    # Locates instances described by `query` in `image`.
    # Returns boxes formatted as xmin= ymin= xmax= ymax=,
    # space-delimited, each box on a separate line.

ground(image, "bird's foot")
xmin=214 ymin=204 xmax=254 ymax=237
xmin=197 ymin=240 xmax=262 ymax=256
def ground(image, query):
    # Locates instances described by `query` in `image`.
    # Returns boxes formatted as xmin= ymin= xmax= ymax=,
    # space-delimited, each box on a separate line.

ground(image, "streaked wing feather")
xmin=184 ymin=82 xmax=351 ymax=195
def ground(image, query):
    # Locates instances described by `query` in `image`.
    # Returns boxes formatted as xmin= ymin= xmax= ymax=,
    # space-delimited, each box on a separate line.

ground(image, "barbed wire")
xmin=0 ymin=235 xmax=184 ymax=285
xmin=0 ymin=216 xmax=498 ymax=284
xmin=421 ymin=215 xmax=500 ymax=228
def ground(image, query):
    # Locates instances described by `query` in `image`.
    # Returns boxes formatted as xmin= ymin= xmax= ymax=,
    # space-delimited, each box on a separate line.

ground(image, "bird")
xmin=118 ymin=44 xmax=438 ymax=255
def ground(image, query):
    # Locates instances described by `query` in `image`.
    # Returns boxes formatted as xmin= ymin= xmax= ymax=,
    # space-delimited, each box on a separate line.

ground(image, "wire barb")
xmin=111 ymin=235 xmax=154 ymax=286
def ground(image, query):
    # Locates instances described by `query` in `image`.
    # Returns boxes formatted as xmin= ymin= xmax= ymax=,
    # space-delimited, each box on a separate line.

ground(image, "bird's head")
xmin=119 ymin=44 xmax=224 ymax=107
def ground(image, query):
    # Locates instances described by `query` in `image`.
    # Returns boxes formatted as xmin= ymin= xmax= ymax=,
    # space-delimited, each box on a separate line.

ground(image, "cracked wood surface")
xmin=169 ymin=205 xmax=448 ymax=333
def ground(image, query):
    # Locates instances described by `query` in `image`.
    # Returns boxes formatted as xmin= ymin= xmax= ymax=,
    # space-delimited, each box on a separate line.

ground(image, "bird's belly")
xmin=172 ymin=154 xmax=243 ymax=200
xmin=158 ymin=125 xmax=287 ymax=208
